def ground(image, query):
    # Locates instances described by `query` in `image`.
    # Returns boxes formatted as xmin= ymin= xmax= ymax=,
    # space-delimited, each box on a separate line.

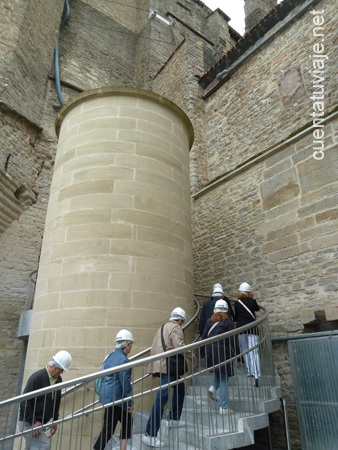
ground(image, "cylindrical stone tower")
xmin=25 ymin=87 xmax=194 ymax=380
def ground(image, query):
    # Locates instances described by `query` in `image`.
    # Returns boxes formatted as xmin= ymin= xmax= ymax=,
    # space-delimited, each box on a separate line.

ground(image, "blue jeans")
xmin=213 ymin=370 xmax=228 ymax=409
xmin=18 ymin=421 xmax=51 ymax=450
xmin=145 ymin=374 xmax=185 ymax=437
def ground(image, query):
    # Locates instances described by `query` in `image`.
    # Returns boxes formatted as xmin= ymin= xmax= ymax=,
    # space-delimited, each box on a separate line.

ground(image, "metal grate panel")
xmin=288 ymin=335 xmax=338 ymax=450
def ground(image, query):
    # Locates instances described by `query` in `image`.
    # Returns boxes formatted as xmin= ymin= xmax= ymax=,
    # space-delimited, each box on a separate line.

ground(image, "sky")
xmin=202 ymin=0 xmax=245 ymax=35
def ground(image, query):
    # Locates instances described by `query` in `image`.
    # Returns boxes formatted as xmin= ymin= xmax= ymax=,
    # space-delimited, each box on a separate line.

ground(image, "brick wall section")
xmin=59 ymin=2 xmax=137 ymax=91
xmin=192 ymin=116 xmax=338 ymax=332
xmin=0 ymin=0 xmax=64 ymax=126
xmin=192 ymin=118 xmax=338 ymax=448
xmin=81 ymin=0 xmax=138 ymax=33
xmin=202 ymin=0 xmax=337 ymax=181
xmin=152 ymin=37 xmax=210 ymax=192
xmin=0 ymin=101 xmax=58 ymax=401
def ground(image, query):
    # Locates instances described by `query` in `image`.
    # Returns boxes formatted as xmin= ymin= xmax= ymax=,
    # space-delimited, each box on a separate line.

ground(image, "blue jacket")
xmin=98 ymin=348 xmax=133 ymax=410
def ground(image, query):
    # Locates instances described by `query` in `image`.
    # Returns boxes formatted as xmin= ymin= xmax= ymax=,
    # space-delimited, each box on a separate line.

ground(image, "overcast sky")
xmin=203 ymin=0 xmax=245 ymax=35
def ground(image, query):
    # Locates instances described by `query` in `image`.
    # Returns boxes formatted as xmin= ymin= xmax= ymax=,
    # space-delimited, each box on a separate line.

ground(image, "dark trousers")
xmin=145 ymin=374 xmax=185 ymax=437
xmin=93 ymin=405 xmax=132 ymax=450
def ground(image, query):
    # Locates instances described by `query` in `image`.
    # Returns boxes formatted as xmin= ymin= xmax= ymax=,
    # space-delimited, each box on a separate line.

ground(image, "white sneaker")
xmin=208 ymin=386 xmax=216 ymax=401
xmin=166 ymin=419 xmax=186 ymax=427
xmin=142 ymin=434 xmax=164 ymax=448
xmin=219 ymin=407 xmax=233 ymax=415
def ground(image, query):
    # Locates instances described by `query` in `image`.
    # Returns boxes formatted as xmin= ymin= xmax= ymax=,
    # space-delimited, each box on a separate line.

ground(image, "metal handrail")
xmin=59 ymin=297 xmax=201 ymax=399
xmin=0 ymin=301 xmax=278 ymax=449
xmin=0 ymin=304 xmax=267 ymax=408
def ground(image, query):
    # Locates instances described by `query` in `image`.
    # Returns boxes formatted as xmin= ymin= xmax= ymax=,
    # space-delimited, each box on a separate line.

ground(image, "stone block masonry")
xmin=0 ymin=0 xmax=337 ymax=448
xmin=27 ymin=88 xmax=194 ymax=384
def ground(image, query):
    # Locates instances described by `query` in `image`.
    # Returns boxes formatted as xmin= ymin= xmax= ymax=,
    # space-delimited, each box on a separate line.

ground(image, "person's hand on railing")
xmin=127 ymin=406 xmax=134 ymax=413
xmin=50 ymin=424 xmax=58 ymax=437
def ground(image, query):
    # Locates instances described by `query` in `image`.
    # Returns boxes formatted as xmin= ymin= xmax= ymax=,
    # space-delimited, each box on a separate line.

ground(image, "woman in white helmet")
xmin=143 ymin=307 xmax=187 ymax=448
xmin=94 ymin=329 xmax=134 ymax=450
xmin=234 ymin=282 xmax=261 ymax=387
xmin=201 ymin=300 xmax=238 ymax=415
xmin=198 ymin=283 xmax=234 ymax=336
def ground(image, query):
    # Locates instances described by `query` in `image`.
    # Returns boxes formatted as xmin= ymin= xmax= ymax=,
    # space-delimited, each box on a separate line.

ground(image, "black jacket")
xmin=199 ymin=296 xmax=234 ymax=335
xmin=234 ymin=298 xmax=260 ymax=334
xmin=19 ymin=368 xmax=62 ymax=424
xmin=201 ymin=319 xmax=238 ymax=376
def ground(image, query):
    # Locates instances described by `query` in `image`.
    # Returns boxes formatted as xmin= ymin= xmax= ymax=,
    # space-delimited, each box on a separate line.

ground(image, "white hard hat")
xmin=170 ymin=307 xmax=186 ymax=322
xmin=239 ymin=282 xmax=252 ymax=293
xmin=212 ymin=283 xmax=224 ymax=297
xmin=52 ymin=350 xmax=72 ymax=371
xmin=214 ymin=299 xmax=228 ymax=313
xmin=115 ymin=329 xmax=134 ymax=344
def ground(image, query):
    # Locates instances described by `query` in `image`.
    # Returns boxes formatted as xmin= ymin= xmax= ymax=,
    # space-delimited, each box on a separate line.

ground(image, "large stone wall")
xmin=0 ymin=0 xmax=64 ymax=126
xmin=0 ymin=109 xmax=56 ymax=401
xmin=191 ymin=0 xmax=338 ymax=446
xmin=202 ymin=0 xmax=337 ymax=179
xmin=192 ymin=113 xmax=337 ymax=448
xmin=0 ymin=0 xmax=337 ymax=447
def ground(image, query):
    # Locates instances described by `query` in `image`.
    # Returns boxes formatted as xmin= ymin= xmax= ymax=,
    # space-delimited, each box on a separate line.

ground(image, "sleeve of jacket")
xmin=21 ymin=370 xmax=44 ymax=424
xmin=200 ymin=321 xmax=211 ymax=359
xmin=119 ymin=368 xmax=133 ymax=408
xmin=199 ymin=303 xmax=207 ymax=336
xmin=226 ymin=298 xmax=235 ymax=320
xmin=253 ymin=299 xmax=260 ymax=312
xmin=169 ymin=323 xmax=185 ymax=349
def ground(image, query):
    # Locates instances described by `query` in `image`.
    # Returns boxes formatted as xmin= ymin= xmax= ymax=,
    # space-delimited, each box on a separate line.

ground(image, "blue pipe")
xmin=54 ymin=0 xmax=70 ymax=106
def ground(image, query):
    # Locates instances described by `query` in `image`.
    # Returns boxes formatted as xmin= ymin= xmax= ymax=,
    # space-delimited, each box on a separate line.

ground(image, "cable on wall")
xmin=54 ymin=0 xmax=70 ymax=107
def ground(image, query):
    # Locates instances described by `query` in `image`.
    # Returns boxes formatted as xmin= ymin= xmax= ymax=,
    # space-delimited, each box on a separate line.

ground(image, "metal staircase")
xmin=122 ymin=364 xmax=280 ymax=450
xmin=0 ymin=303 xmax=281 ymax=450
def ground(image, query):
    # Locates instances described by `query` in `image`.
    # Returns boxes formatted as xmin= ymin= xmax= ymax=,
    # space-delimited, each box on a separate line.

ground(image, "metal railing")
xmin=0 ymin=302 xmax=279 ymax=450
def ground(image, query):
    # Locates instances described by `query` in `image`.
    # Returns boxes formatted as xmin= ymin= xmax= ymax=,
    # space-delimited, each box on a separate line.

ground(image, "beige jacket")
xmin=148 ymin=320 xmax=185 ymax=375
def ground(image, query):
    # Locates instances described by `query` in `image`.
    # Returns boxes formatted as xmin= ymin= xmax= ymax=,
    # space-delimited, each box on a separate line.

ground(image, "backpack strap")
xmin=207 ymin=321 xmax=220 ymax=337
xmin=160 ymin=324 xmax=167 ymax=352
xmin=237 ymin=300 xmax=255 ymax=319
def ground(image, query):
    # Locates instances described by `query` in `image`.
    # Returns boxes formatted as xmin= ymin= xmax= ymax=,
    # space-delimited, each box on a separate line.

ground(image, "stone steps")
xmin=127 ymin=369 xmax=281 ymax=449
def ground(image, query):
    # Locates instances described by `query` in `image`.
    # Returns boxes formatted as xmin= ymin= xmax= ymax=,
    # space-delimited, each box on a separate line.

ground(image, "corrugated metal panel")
xmin=288 ymin=335 xmax=338 ymax=450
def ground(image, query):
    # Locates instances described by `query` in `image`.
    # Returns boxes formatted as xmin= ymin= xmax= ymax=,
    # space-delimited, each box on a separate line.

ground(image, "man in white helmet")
xmin=18 ymin=350 xmax=72 ymax=450
xmin=143 ymin=307 xmax=187 ymax=448
xmin=94 ymin=329 xmax=134 ymax=450
xmin=199 ymin=283 xmax=234 ymax=336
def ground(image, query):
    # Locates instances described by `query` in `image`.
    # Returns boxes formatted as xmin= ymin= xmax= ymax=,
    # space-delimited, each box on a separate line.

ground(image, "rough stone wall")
xmin=0 ymin=0 xmax=337 ymax=447
xmin=0 ymin=104 xmax=58 ymax=401
xmin=192 ymin=116 xmax=338 ymax=448
xmin=0 ymin=0 xmax=64 ymax=126
xmin=192 ymin=0 xmax=338 ymax=446
xmin=203 ymin=0 xmax=337 ymax=180
xmin=56 ymin=1 xmax=136 ymax=91
xmin=81 ymin=0 xmax=138 ymax=33
xmin=152 ymin=36 xmax=209 ymax=192
xmin=193 ymin=112 xmax=338 ymax=326
xmin=244 ymin=0 xmax=278 ymax=30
